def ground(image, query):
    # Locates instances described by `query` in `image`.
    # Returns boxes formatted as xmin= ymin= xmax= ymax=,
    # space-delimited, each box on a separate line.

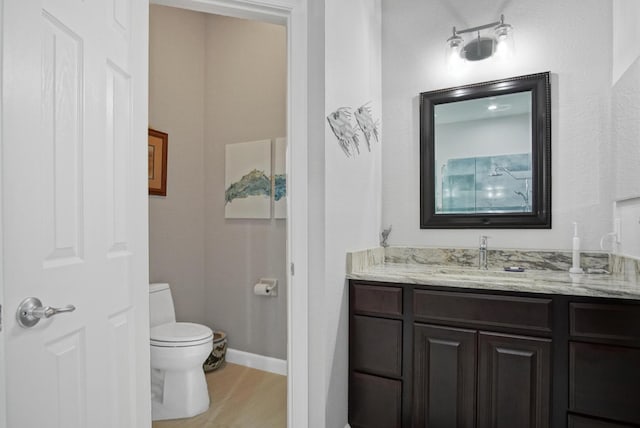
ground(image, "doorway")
xmin=147 ymin=0 xmax=308 ymax=427
xmin=148 ymin=4 xmax=287 ymax=424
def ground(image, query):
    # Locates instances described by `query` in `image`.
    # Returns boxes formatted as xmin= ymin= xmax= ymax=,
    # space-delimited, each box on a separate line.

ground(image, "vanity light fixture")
xmin=446 ymin=14 xmax=514 ymax=68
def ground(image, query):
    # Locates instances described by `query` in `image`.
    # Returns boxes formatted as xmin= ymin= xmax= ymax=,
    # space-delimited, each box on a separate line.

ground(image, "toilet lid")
xmin=150 ymin=322 xmax=213 ymax=347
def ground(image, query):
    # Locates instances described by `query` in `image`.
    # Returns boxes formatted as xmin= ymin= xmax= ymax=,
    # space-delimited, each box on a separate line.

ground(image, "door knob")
xmin=16 ymin=297 xmax=76 ymax=328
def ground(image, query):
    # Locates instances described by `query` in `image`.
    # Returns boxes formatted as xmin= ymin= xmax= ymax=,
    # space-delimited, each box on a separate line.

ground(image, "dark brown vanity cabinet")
xmin=349 ymin=280 xmax=640 ymax=428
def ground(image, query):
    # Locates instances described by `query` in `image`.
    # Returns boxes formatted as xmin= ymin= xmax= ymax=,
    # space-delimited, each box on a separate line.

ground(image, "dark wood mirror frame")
xmin=420 ymin=71 xmax=551 ymax=229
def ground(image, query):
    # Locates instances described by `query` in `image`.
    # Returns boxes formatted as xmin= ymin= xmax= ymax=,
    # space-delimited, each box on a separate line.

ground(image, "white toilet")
xmin=149 ymin=283 xmax=213 ymax=421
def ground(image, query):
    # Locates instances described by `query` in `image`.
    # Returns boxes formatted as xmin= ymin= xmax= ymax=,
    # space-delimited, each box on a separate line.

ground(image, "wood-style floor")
xmin=152 ymin=363 xmax=287 ymax=428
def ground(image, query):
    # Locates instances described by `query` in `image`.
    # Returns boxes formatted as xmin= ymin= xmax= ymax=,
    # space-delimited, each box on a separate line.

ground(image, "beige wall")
xmin=149 ymin=6 xmax=287 ymax=359
xmin=203 ymin=15 xmax=287 ymax=360
xmin=149 ymin=6 xmax=207 ymax=325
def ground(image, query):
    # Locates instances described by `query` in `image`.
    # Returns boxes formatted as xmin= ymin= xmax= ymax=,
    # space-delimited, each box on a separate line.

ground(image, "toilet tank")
xmin=149 ymin=283 xmax=176 ymax=327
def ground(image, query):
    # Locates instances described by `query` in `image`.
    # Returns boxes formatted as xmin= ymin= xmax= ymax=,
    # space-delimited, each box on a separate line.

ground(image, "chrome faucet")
xmin=479 ymin=235 xmax=489 ymax=270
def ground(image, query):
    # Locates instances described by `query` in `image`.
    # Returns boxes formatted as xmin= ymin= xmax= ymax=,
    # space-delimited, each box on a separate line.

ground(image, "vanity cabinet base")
xmin=349 ymin=280 xmax=640 ymax=428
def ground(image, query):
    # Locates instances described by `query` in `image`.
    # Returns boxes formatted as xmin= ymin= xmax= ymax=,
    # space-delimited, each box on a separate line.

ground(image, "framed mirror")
xmin=420 ymin=72 xmax=551 ymax=228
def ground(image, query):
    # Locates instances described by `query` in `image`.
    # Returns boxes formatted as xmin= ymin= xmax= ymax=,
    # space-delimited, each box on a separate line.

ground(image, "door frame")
xmin=150 ymin=1 xmax=309 ymax=426
xmin=0 ymin=0 xmax=6 ymax=424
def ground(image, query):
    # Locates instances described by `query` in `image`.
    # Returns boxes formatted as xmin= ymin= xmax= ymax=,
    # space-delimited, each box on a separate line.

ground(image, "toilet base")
xmin=151 ymin=367 xmax=210 ymax=421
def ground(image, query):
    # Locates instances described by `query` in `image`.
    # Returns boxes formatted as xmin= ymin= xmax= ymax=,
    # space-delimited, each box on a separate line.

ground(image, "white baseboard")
xmin=225 ymin=348 xmax=287 ymax=376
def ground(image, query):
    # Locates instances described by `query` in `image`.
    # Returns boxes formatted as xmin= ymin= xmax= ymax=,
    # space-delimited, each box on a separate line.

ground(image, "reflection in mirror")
xmin=435 ymin=92 xmax=532 ymax=214
xmin=420 ymin=72 xmax=551 ymax=228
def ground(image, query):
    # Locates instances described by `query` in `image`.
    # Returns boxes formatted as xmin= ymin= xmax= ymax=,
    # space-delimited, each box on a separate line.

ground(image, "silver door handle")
xmin=16 ymin=297 xmax=76 ymax=328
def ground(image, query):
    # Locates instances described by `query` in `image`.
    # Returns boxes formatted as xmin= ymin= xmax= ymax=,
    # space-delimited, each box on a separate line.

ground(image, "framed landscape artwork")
xmin=273 ymin=137 xmax=287 ymax=219
xmin=225 ymin=140 xmax=271 ymax=219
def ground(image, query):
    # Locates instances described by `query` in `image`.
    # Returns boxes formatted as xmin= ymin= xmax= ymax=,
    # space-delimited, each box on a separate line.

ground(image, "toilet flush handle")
xmin=16 ymin=297 xmax=76 ymax=328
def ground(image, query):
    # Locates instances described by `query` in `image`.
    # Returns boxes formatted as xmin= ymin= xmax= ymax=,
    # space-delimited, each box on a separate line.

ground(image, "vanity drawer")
xmin=352 ymin=283 xmax=403 ymax=316
xmin=349 ymin=372 xmax=402 ymax=428
xmin=414 ymin=289 xmax=552 ymax=334
xmin=569 ymin=342 xmax=640 ymax=425
xmin=570 ymin=303 xmax=640 ymax=346
xmin=568 ymin=415 xmax=635 ymax=428
xmin=352 ymin=315 xmax=402 ymax=377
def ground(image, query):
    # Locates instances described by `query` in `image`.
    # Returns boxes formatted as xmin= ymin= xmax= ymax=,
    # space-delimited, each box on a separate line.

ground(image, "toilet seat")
xmin=151 ymin=322 xmax=213 ymax=347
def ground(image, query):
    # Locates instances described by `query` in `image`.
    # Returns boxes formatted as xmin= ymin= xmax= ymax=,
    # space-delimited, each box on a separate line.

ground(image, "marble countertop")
xmin=347 ymin=262 xmax=640 ymax=300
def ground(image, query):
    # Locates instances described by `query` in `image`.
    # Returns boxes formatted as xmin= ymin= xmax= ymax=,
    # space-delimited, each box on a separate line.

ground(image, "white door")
xmin=1 ymin=0 xmax=151 ymax=427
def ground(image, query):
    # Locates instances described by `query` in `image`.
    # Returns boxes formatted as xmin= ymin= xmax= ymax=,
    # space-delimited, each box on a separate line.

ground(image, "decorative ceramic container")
xmin=203 ymin=331 xmax=227 ymax=372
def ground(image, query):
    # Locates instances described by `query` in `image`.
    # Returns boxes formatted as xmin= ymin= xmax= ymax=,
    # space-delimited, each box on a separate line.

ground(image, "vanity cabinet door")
xmin=477 ymin=332 xmax=551 ymax=428
xmin=413 ymin=324 xmax=476 ymax=428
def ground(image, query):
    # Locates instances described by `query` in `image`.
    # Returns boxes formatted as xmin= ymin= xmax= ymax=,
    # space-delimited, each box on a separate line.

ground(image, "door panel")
xmin=413 ymin=324 xmax=476 ymax=428
xmin=1 ymin=0 xmax=149 ymax=427
xmin=477 ymin=332 xmax=551 ymax=428
xmin=42 ymin=10 xmax=84 ymax=267
xmin=45 ymin=330 xmax=87 ymax=428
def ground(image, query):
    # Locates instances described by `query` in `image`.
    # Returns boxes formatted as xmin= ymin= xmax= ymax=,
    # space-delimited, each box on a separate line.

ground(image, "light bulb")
xmin=493 ymin=20 xmax=514 ymax=61
xmin=447 ymin=46 xmax=464 ymax=69
xmin=445 ymin=28 xmax=465 ymax=71
xmin=446 ymin=44 xmax=464 ymax=70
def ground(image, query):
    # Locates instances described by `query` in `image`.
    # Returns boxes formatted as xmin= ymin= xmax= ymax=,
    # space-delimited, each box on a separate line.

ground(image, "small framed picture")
xmin=148 ymin=128 xmax=168 ymax=196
